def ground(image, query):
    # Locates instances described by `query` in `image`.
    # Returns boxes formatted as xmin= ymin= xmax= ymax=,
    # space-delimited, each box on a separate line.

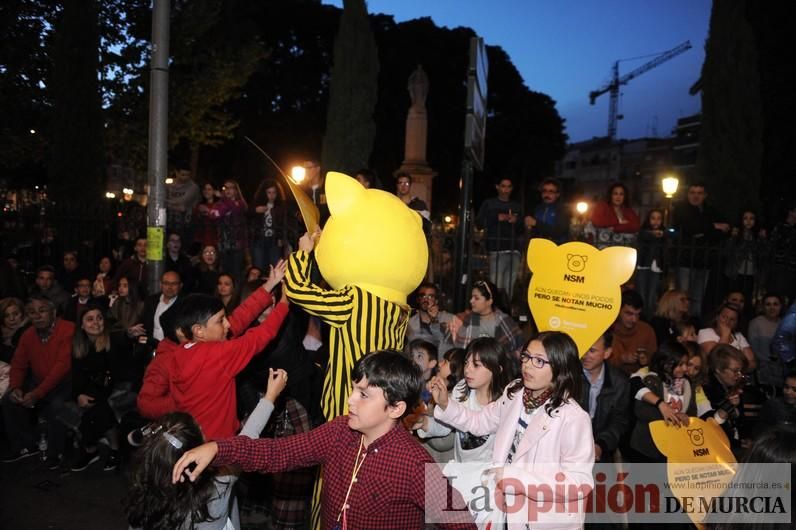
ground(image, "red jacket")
xmin=136 ymin=287 xmax=279 ymax=420
xmin=169 ymin=293 xmax=288 ymax=439
xmin=591 ymin=201 xmax=640 ymax=233
xmin=9 ymin=319 xmax=75 ymax=400
xmin=136 ymin=338 xmax=179 ymax=419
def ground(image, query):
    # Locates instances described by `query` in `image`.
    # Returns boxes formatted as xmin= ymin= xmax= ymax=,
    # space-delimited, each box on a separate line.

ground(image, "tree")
xmin=697 ymin=0 xmax=763 ymax=219
xmin=481 ymin=45 xmax=567 ymax=209
xmin=321 ymin=0 xmax=379 ymax=174
xmin=0 ymin=0 xmax=57 ymax=186
xmin=746 ymin=2 xmax=796 ymax=222
xmin=48 ymin=0 xmax=105 ymax=200
xmin=167 ymin=0 xmax=266 ymax=172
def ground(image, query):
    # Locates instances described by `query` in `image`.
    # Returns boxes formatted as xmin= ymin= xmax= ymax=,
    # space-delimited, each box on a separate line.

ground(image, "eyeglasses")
xmin=418 ymin=293 xmax=437 ymax=300
xmin=722 ymin=367 xmax=743 ymax=376
xmin=520 ymin=352 xmax=551 ymax=369
xmin=203 ymin=250 xmax=217 ymax=255
xmin=474 ymin=280 xmax=492 ymax=299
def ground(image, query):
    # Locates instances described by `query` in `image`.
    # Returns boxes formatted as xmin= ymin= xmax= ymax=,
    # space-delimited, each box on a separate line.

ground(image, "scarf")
xmin=522 ymin=387 xmax=553 ymax=414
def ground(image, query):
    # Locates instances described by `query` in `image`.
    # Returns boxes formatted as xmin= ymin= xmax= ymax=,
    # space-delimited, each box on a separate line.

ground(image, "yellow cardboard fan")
xmin=527 ymin=239 xmax=636 ymax=356
xmin=650 ymin=417 xmax=737 ymax=526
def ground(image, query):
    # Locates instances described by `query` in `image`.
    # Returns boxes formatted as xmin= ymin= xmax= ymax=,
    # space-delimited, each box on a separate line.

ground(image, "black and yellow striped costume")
xmin=284 ymin=250 xmax=409 ymax=420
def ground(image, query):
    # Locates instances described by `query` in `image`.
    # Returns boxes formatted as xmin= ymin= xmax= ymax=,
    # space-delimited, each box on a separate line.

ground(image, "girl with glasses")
xmin=429 ymin=331 xmax=593 ymax=527
xmin=194 ymin=245 xmax=221 ymax=295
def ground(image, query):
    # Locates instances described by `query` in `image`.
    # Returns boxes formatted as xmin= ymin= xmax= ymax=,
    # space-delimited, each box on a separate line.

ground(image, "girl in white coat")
xmin=431 ymin=331 xmax=594 ymax=529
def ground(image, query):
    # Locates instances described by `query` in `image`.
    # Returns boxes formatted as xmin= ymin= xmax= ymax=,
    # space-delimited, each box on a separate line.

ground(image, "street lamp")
xmin=661 ymin=175 xmax=679 ymax=226
xmin=662 ymin=176 xmax=679 ymax=199
xmin=290 ymin=166 xmax=306 ymax=184
xmin=573 ymin=201 xmax=590 ymax=241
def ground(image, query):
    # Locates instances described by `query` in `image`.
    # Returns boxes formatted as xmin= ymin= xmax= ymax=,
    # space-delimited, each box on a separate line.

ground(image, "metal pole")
xmin=454 ymin=158 xmax=474 ymax=310
xmin=146 ymin=0 xmax=170 ymax=295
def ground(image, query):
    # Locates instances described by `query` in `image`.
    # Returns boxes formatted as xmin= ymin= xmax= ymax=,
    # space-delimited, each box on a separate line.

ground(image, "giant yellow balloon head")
xmin=314 ymin=172 xmax=428 ymax=305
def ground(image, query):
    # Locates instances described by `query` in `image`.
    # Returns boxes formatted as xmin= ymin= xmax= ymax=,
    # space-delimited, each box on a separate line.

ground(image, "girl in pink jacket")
xmin=431 ymin=331 xmax=594 ymax=529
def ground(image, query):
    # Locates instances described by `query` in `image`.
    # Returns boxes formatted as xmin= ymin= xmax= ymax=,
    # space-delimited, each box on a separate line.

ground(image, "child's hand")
xmin=265 ymin=368 xmax=288 ymax=402
xmin=411 ymin=415 xmax=429 ymax=431
xmin=263 ymin=260 xmax=287 ymax=292
xmin=429 ymin=376 xmax=448 ymax=410
xmin=77 ymin=394 xmax=96 ymax=408
xmin=173 ymin=441 xmax=218 ymax=483
xmin=298 ymin=227 xmax=322 ymax=252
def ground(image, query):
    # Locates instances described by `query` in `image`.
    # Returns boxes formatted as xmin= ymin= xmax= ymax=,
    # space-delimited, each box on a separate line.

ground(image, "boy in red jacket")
xmin=169 ymin=261 xmax=289 ymax=439
xmin=137 ymin=271 xmax=286 ymax=420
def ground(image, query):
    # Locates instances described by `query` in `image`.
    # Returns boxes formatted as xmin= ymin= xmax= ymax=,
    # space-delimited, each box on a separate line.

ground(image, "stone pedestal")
xmin=397 ymin=66 xmax=437 ymax=210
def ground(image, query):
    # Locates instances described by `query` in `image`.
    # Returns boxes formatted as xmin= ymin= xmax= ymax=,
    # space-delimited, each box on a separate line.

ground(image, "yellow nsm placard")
xmin=527 ymin=239 xmax=636 ymax=356
xmin=650 ymin=417 xmax=737 ymax=525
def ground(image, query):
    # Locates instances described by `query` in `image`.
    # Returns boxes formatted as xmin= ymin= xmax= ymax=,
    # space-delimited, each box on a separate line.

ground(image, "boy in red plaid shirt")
xmin=173 ymin=350 xmax=476 ymax=529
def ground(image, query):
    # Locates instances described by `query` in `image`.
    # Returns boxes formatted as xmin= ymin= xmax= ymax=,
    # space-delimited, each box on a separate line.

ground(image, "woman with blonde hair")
xmin=1 ymin=297 xmax=28 ymax=364
xmin=650 ymin=289 xmax=691 ymax=345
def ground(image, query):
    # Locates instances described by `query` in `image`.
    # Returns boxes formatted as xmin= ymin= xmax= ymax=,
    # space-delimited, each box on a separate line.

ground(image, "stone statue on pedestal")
xmin=408 ymin=65 xmax=429 ymax=112
xmin=397 ymin=64 xmax=437 ymax=221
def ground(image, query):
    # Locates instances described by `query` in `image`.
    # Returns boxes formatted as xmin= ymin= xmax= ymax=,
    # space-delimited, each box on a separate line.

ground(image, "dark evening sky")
xmin=323 ymin=0 xmax=712 ymax=143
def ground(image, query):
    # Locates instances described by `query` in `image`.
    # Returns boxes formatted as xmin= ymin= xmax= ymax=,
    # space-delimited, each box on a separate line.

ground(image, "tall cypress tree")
xmin=48 ymin=0 xmax=105 ymax=201
xmin=321 ymin=0 xmax=379 ymax=174
xmin=697 ymin=0 xmax=763 ymax=219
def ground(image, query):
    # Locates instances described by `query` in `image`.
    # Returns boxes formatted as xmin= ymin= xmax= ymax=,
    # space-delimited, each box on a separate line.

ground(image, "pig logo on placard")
xmin=566 ymin=254 xmax=588 ymax=273
xmin=687 ymin=428 xmax=705 ymax=447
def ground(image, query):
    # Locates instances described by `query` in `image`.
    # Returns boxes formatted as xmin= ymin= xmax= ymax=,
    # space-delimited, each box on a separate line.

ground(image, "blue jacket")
xmin=772 ymin=302 xmax=796 ymax=364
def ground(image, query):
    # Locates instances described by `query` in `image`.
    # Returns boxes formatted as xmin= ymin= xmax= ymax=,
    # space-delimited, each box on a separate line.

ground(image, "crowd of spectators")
xmin=0 ymin=167 xmax=794 ymax=528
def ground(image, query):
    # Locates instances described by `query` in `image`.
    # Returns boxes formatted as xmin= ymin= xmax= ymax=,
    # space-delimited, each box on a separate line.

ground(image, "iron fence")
xmin=1 ymin=204 xmax=782 ymax=320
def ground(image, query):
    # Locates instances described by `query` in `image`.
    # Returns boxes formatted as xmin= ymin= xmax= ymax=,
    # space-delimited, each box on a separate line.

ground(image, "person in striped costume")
xmin=284 ymin=172 xmax=428 ymax=528
xmin=285 ymin=172 xmax=429 ymax=420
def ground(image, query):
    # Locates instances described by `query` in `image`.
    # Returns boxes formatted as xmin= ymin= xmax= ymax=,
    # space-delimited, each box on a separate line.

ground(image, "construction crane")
xmin=589 ymin=41 xmax=692 ymax=140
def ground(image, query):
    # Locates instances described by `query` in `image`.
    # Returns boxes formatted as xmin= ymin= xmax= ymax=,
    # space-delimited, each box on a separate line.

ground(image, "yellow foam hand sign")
xmin=650 ymin=417 xmax=736 ymax=525
xmin=527 ymin=239 xmax=636 ymax=356
xmin=314 ymin=172 xmax=428 ymax=305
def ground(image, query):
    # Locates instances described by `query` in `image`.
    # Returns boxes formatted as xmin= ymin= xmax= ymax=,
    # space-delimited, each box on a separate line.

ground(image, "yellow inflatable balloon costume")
xmin=284 ymin=171 xmax=428 ymax=420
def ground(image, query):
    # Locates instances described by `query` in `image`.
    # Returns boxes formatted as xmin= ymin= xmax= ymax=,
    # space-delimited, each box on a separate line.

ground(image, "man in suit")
xmin=578 ymin=330 xmax=632 ymax=463
xmin=129 ymin=270 xmax=182 ymax=350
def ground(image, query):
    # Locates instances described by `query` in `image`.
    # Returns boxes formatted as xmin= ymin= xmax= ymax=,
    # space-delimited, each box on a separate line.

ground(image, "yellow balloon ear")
xmin=325 ymin=171 xmax=365 ymax=216
xmin=600 ymin=246 xmax=637 ymax=284
xmin=527 ymin=238 xmax=557 ymax=272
